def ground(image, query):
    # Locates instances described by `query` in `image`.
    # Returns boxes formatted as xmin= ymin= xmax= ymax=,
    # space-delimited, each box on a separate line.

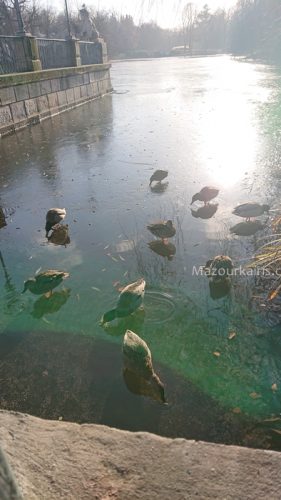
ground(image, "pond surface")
xmin=1 ymin=56 xmax=281 ymax=449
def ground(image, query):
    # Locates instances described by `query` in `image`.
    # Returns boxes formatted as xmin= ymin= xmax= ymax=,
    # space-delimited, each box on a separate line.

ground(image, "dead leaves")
xmin=249 ymin=392 xmax=262 ymax=400
xmin=228 ymin=331 xmax=236 ymax=340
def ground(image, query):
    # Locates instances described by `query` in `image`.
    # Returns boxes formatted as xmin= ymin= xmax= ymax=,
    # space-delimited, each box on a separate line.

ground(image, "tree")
xmin=182 ymin=3 xmax=197 ymax=55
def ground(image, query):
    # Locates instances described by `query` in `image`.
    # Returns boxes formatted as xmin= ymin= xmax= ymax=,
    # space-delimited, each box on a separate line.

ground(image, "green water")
xmin=1 ymin=56 xmax=281 ymax=447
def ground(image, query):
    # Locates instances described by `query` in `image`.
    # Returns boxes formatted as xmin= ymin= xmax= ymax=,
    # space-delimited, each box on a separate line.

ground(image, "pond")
xmin=1 ymin=55 xmax=281 ymax=450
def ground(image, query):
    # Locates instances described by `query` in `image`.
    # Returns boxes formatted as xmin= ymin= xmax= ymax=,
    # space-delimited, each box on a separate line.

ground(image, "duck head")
xmin=100 ymin=308 xmax=117 ymax=325
xmin=191 ymin=193 xmax=200 ymax=205
xmin=22 ymin=279 xmax=34 ymax=293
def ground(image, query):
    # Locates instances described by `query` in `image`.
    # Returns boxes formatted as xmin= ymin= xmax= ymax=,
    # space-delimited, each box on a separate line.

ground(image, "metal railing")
xmin=37 ymin=38 xmax=73 ymax=70
xmin=79 ymin=41 xmax=102 ymax=65
xmin=0 ymin=36 xmax=31 ymax=74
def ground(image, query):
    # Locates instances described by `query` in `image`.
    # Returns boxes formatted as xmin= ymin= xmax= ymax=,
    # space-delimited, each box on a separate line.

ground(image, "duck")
xmin=101 ymin=278 xmax=146 ymax=324
xmin=147 ymin=220 xmax=176 ymax=243
xmin=45 ymin=208 xmax=66 ymax=237
xmin=232 ymin=202 xmax=270 ymax=221
xmin=123 ymin=330 xmax=166 ymax=403
xmin=205 ymin=255 xmax=233 ymax=282
xmin=149 ymin=170 xmax=168 ymax=185
xmin=22 ymin=270 xmax=69 ymax=296
xmin=230 ymin=220 xmax=264 ymax=236
xmin=191 ymin=186 xmax=219 ymax=205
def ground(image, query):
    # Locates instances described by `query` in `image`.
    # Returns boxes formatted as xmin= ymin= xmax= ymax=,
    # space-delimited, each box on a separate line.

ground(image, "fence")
xmin=79 ymin=41 xmax=103 ymax=65
xmin=0 ymin=36 xmax=31 ymax=74
xmin=0 ymin=36 xmax=105 ymax=74
xmin=37 ymin=38 xmax=73 ymax=70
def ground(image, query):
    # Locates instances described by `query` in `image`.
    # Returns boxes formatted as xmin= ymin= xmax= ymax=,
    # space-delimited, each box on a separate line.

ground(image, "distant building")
xmin=170 ymin=46 xmax=189 ymax=56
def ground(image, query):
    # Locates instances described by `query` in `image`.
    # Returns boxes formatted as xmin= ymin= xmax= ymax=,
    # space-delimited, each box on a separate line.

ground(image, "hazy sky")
xmin=52 ymin=0 xmax=238 ymax=28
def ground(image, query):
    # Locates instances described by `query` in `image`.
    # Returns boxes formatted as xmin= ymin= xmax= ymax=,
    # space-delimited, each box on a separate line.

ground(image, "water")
xmin=1 ymin=55 xmax=281 ymax=449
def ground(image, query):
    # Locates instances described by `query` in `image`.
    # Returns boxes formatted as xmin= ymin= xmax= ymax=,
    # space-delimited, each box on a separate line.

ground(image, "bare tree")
xmin=182 ymin=2 xmax=197 ymax=55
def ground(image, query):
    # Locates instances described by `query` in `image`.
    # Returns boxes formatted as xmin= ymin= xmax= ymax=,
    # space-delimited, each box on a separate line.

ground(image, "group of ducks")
xmin=21 ymin=172 xmax=271 ymax=405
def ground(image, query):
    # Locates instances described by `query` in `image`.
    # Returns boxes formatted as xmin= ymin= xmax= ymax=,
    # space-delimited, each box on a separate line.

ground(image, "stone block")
xmin=47 ymin=92 xmax=58 ymax=109
xmin=57 ymin=91 xmax=67 ymax=107
xmin=66 ymin=88 xmax=75 ymax=103
xmin=40 ymin=80 xmax=52 ymax=95
xmin=0 ymin=106 xmax=13 ymax=126
xmin=73 ymin=87 xmax=81 ymax=101
xmin=80 ymin=85 xmax=88 ymax=98
xmin=86 ymin=84 xmax=94 ymax=97
xmin=89 ymin=72 xmax=96 ymax=83
xmin=60 ymin=78 xmax=69 ymax=91
xmin=28 ymin=82 xmax=42 ymax=98
xmin=36 ymin=95 xmax=49 ymax=113
xmin=24 ymin=98 xmax=38 ymax=116
xmin=0 ymin=87 xmax=16 ymax=105
xmin=50 ymin=79 xmax=60 ymax=92
xmin=14 ymin=84 xmax=29 ymax=102
xmin=83 ymin=73 xmax=90 ymax=85
xmin=67 ymin=75 xmax=81 ymax=88
xmin=10 ymin=101 xmax=27 ymax=123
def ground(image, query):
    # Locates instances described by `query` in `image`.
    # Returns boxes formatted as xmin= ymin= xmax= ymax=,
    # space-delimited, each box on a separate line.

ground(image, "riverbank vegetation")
xmin=0 ymin=1 xmax=280 ymax=61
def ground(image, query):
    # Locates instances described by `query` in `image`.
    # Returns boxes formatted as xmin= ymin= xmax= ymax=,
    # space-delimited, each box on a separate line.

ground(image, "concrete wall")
xmin=0 ymin=63 xmax=112 ymax=137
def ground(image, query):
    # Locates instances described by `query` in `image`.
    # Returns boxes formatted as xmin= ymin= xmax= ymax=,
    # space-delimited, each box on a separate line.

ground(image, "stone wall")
xmin=1 ymin=410 xmax=281 ymax=499
xmin=0 ymin=63 xmax=112 ymax=137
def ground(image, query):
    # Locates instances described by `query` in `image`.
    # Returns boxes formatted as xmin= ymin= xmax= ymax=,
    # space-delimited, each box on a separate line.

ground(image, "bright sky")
xmin=51 ymin=0 xmax=238 ymax=28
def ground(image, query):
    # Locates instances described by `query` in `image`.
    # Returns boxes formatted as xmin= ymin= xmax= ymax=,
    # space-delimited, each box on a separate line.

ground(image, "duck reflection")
xmin=205 ymin=255 xmax=233 ymax=300
xmin=0 ymin=208 xmax=7 ymax=229
xmin=209 ymin=278 xmax=232 ymax=300
xmin=148 ymin=240 xmax=176 ymax=260
xmin=31 ymin=288 xmax=71 ymax=318
xmin=122 ymin=330 xmax=166 ymax=404
xmin=102 ymin=308 xmax=146 ymax=337
xmin=48 ymin=224 xmax=70 ymax=246
xmin=230 ymin=220 xmax=264 ymax=236
xmin=150 ymin=181 xmax=169 ymax=193
xmin=191 ymin=203 xmax=218 ymax=220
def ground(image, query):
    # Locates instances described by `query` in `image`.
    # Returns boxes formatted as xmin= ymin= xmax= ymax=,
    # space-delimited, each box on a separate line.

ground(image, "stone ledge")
xmin=0 ymin=89 xmax=113 ymax=138
xmin=0 ymin=64 xmax=111 ymax=89
xmin=0 ymin=410 xmax=281 ymax=500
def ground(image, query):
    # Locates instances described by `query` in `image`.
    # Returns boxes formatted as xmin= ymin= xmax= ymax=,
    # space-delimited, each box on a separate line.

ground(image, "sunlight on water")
xmin=1 ymin=56 xmax=281 ymax=448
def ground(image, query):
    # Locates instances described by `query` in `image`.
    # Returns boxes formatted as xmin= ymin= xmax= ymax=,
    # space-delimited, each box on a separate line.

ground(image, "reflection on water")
xmin=150 ymin=181 xmax=169 ymax=193
xmin=31 ymin=289 xmax=71 ymax=318
xmin=1 ymin=56 xmax=281 ymax=449
xmin=48 ymin=224 xmax=71 ymax=246
xmin=191 ymin=203 xmax=218 ymax=220
xmin=148 ymin=240 xmax=176 ymax=260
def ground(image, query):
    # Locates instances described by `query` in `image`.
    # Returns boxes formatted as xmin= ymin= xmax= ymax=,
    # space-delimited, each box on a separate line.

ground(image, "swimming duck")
xmin=232 ymin=202 xmax=270 ymax=221
xmin=45 ymin=208 xmax=66 ymax=237
xmin=123 ymin=330 xmax=166 ymax=403
xmin=230 ymin=220 xmax=264 ymax=236
xmin=101 ymin=278 xmax=146 ymax=324
xmin=22 ymin=270 xmax=69 ymax=296
xmin=191 ymin=186 xmax=219 ymax=205
xmin=149 ymin=170 xmax=168 ymax=185
xmin=205 ymin=255 xmax=233 ymax=282
xmin=147 ymin=220 xmax=176 ymax=242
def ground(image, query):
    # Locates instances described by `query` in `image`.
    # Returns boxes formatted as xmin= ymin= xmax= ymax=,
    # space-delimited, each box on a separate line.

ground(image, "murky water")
xmin=1 ymin=56 xmax=281 ymax=449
